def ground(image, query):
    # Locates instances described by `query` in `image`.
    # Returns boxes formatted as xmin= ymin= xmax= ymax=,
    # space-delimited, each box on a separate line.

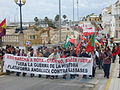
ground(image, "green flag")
xmin=64 ymin=35 xmax=70 ymax=48
xmin=86 ymin=34 xmax=95 ymax=52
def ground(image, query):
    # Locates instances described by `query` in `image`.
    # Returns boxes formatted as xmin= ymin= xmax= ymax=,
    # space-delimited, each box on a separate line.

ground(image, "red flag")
xmin=0 ymin=19 xmax=6 ymax=37
xmin=76 ymin=41 xmax=82 ymax=54
xmin=70 ymin=38 xmax=75 ymax=44
xmin=112 ymin=47 xmax=120 ymax=56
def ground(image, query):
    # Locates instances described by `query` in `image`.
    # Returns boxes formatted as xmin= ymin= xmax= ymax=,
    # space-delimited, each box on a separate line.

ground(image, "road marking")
xmin=104 ymin=63 xmax=116 ymax=90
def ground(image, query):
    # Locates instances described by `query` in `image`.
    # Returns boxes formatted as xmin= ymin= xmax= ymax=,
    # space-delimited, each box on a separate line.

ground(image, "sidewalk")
xmin=106 ymin=57 xmax=120 ymax=90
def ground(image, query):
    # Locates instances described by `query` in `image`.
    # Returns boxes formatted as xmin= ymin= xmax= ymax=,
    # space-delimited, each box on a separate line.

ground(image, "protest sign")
xmin=4 ymin=54 xmax=93 ymax=75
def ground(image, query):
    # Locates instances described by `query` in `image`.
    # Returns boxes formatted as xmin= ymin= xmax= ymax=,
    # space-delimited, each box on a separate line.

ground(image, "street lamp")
xmin=14 ymin=0 xmax=26 ymax=33
xmin=73 ymin=0 xmax=74 ymax=26
xmin=77 ymin=0 xmax=79 ymax=21
xmin=59 ymin=0 xmax=61 ymax=43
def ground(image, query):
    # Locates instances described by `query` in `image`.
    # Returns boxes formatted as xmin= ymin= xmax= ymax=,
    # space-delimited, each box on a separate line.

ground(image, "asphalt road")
xmin=0 ymin=74 xmax=94 ymax=90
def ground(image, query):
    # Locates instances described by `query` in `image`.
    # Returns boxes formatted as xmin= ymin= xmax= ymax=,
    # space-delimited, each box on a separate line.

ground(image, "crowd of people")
xmin=0 ymin=40 xmax=120 ymax=79
xmin=0 ymin=33 xmax=120 ymax=79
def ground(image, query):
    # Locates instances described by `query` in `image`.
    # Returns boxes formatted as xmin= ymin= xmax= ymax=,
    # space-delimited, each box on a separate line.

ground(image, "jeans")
xmin=103 ymin=64 xmax=111 ymax=78
xmin=112 ymin=56 xmax=116 ymax=63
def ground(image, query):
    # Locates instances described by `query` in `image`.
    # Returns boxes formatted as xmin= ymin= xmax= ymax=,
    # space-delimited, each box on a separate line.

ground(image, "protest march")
xmin=0 ymin=30 xmax=119 ymax=79
xmin=0 ymin=21 xmax=120 ymax=79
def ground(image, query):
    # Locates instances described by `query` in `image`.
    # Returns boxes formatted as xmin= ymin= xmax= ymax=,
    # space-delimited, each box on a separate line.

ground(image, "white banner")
xmin=79 ymin=22 xmax=95 ymax=33
xmin=4 ymin=54 xmax=93 ymax=75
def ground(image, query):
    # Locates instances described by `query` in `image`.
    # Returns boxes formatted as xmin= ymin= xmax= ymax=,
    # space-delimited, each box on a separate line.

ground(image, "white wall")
xmin=102 ymin=8 xmax=112 ymax=34
xmin=110 ymin=16 xmax=116 ymax=37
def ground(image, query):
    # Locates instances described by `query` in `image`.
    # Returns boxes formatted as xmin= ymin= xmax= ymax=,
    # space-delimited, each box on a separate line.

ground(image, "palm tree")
xmin=54 ymin=15 xmax=60 ymax=22
xmin=63 ymin=15 xmax=67 ymax=25
xmin=44 ymin=17 xmax=49 ymax=27
xmin=63 ymin=15 xmax=67 ymax=20
xmin=34 ymin=17 xmax=39 ymax=26
xmin=54 ymin=15 xmax=60 ymax=28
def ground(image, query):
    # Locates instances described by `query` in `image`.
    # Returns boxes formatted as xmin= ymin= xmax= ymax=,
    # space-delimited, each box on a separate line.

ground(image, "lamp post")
xmin=59 ymin=0 xmax=62 ymax=43
xmin=73 ymin=0 xmax=75 ymax=26
xmin=77 ymin=0 xmax=79 ymax=21
xmin=14 ymin=0 xmax=26 ymax=33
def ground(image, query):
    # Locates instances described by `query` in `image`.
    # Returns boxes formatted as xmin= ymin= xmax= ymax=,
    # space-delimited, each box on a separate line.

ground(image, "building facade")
xmin=82 ymin=13 xmax=101 ymax=22
xmin=102 ymin=0 xmax=120 ymax=38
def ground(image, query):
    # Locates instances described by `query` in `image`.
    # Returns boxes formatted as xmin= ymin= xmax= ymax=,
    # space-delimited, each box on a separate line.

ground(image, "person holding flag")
xmin=103 ymin=47 xmax=112 ymax=79
xmin=114 ymin=43 xmax=120 ymax=78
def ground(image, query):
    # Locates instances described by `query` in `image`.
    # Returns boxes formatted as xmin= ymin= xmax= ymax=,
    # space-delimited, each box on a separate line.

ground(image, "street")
xmin=0 ymin=74 xmax=95 ymax=90
xmin=0 ymin=59 xmax=117 ymax=90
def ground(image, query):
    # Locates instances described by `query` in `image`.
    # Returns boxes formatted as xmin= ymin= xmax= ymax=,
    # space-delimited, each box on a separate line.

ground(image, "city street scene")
xmin=0 ymin=0 xmax=120 ymax=90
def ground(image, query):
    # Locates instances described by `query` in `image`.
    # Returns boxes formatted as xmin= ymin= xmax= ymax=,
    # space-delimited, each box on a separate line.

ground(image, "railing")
xmin=2 ymin=35 xmax=20 ymax=46
xmin=2 ymin=34 xmax=43 ymax=46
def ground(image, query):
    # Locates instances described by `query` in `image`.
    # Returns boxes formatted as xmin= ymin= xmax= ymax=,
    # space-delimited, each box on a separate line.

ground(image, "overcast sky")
xmin=0 ymin=0 xmax=116 ymax=22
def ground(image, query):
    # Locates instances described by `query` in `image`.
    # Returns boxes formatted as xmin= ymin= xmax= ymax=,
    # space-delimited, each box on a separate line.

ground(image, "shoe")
xmin=55 ymin=75 xmax=58 ymax=79
xmin=107 ymin=76 xmax=109 ymax=79
xmin=63 ymin=77 xmax=66 ymax=79
xmin=22 ymin=73 xmax=26 ymax=77
xmin=6 ymin=73 xmax=10 ymax=75
xmin=30 ymin=74 xmax=34 ymax=77
xmin=50 ymin=76 xmax=54 ymax=79
xmin=38 ymin=74 xmax=41 ymax=78
xmin=16 ymin=74 xmax=20 ymax=76
xmin=117 ymin=76 xmax=120 ymax=78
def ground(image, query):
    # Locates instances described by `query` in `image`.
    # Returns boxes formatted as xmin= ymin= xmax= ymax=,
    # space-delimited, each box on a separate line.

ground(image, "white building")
xmin=102 ymin=6 xmax=112 ymax=35
xmin=102 ymin=0 xmax=120 ymax=38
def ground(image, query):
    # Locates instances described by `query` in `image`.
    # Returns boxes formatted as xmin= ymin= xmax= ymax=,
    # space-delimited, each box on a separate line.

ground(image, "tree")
xmin=44 ymin=17 xmax=56 ymax=29
xmin=54 ymin=15 xmax=60 ymax=22
xmin=63 ymin=15 xmax=67 ymax=25
xmin=63 ymin=15 xmax=67 ymax=20
xmin=34 ymin=17 xmax=39 ymax=22
xmin=44 ymin=17 xmax=49 ymax=27
xmin=48 ymin=21 xmax=56 ymax=29
xmin=34 ymin=17 xmax=40 ymax=26
xmin=44 ymin=17 xmax=49 ymax=24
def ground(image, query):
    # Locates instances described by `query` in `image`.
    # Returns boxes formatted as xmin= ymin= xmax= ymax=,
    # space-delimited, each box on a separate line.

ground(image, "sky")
xmin=0 ymin=0 xmax=116 ymax=22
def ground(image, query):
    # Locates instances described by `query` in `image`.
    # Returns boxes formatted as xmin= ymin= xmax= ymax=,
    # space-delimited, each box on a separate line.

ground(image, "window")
xmin=30 ymin=35 xmax=35 ymax=39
